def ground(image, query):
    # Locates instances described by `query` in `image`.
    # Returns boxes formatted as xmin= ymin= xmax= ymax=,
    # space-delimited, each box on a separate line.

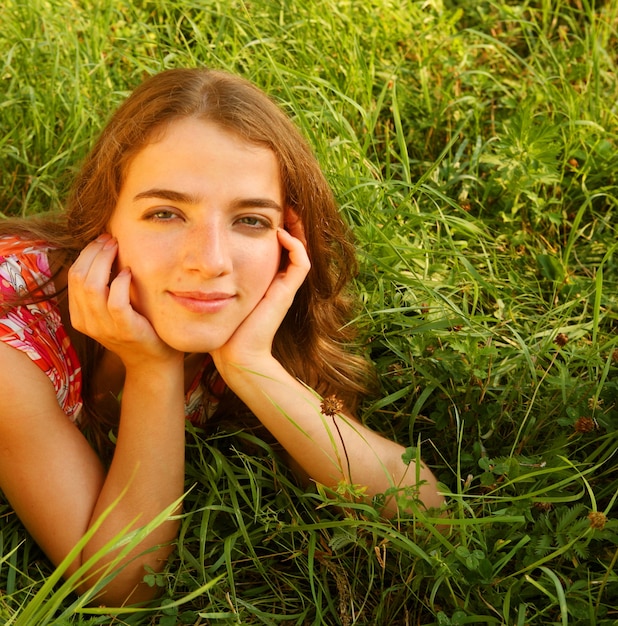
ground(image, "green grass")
xmin=1 ymin=0 xmax=617 ymax=623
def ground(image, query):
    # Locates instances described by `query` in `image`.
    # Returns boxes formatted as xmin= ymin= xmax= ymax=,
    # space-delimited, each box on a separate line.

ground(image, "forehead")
xmin=125 ymin=117 xmax=279 ymax=172
xmin=149 ymin=116 xmax=273 ymax=152
xmin=116 ymin=117 xmax=283 ymax=206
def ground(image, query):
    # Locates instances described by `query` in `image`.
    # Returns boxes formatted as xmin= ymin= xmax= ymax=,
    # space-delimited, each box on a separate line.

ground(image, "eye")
xmin=235 ymin=215 xmax=273 ymax=229
xmin=144 ymin=209 xmax=181 ymax=222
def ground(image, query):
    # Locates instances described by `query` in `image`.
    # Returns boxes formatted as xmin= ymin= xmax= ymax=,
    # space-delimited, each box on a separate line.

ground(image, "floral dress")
xmin=0 ymin=236 xmax=219 ymax=425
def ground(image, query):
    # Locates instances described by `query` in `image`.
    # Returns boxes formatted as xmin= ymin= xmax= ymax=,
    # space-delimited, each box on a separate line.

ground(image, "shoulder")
xmin=0 ymin=339 xmax=91 ymax=495
xmin=0 ymin=340 xmax=72 ymax=426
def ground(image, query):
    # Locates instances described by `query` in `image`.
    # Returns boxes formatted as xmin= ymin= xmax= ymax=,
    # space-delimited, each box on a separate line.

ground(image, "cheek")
xmin=243 ymin=241 xmax=281 ymax=292
xmin=265 ymin=240 xmax=283 ymax=278
xmin=114 ymin=233 xmax=157 ymax=275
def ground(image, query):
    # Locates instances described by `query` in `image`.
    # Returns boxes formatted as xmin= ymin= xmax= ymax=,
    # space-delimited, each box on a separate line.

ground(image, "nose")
xmin=182 ymin=221 xmax=232 ymax=277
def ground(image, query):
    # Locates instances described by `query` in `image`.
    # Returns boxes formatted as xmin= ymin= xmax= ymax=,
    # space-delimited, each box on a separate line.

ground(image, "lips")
xmin=168 ymin=290 xmax=235 ymax=314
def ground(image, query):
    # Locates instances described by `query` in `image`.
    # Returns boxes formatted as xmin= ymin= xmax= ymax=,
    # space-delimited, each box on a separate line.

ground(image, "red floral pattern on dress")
xmin=0 ymin=236 xmax=82 ymax=419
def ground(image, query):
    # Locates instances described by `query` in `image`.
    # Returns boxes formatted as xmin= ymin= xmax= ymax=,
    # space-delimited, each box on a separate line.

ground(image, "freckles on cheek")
xmin=113 ymin=235 xmax=145 ymax=271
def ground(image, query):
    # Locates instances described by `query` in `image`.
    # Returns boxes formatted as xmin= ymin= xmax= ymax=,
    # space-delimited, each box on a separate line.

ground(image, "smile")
xmin=168 ymin=291 xmax=235 ymax=314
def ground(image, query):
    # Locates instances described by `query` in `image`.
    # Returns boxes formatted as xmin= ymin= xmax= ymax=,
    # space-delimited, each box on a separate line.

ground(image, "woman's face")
xmin=108 ymin=117 xmax=284 ymax=353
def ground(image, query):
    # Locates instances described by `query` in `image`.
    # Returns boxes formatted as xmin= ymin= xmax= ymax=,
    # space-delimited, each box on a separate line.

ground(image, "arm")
xmin=0 ymin=236 xmax=186 ymax=605
xmin=211 ymin=226 xmax=444 ymax=516
xmin=0 ymin=347 xmax=184 ymax=605
xmin=217 ymin=357 xmax=443 ymax=516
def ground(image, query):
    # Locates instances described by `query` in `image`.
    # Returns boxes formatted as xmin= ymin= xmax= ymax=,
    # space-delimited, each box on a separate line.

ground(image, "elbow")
xmin=75 ymin=568 xmax=164 ymax=607
xmin=70 ymin=544 xmax=174 ymax=607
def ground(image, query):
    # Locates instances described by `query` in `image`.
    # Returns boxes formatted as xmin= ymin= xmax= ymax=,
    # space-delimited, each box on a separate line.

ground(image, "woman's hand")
xmin=68 ymin=235 xmax=182 ymax=369
xmin=210 ymin=214 xmax=310 ymax=378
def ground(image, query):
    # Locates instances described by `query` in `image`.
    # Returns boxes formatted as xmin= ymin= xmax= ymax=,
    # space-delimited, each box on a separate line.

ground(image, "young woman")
xmin=0 ymin=68 xmax=443 ymax=605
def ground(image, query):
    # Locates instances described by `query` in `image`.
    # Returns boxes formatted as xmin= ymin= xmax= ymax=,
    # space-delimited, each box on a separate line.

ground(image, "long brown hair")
xmin=1 ymin=68 xmax=373 ymax=452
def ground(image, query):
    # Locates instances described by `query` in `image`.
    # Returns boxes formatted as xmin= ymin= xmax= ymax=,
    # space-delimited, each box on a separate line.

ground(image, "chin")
xmin=159 ymin=333 xmax=229 ymax=355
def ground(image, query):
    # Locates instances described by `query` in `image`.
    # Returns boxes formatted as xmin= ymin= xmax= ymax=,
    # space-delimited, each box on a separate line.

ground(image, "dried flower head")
xmin=320 ymin=395 xmax=344 ymax=417
xmin=567 ymin=157 xmax=579 ymax=170
xmin=574 ymin=416 xmax=597 ymax=434
xmin=588 ymin=511 xmax=607 ymax=530
xmin=533 ymin=501 xmax=553 ymax=512
xmin=554 ymin=333 xmax=569 ymax=347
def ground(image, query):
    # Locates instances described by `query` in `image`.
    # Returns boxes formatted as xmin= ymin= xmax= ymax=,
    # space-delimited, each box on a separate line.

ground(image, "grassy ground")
xmin=1 ymin=0 xmax=617 ymax=624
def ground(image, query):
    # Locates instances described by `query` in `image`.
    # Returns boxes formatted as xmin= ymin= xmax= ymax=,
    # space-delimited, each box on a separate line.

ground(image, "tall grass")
xmin=1 ymin=0 xmax=617 ymax=623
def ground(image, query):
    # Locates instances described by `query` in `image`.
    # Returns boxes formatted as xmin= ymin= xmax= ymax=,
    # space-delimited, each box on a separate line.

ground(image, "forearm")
xmin=81 ymin=363 xmax=186 ymax=604
xmin=221 ymin=358 xmax=444 ymax=516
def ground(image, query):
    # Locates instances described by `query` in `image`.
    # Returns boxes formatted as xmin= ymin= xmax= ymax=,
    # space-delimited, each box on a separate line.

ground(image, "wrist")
xmin=216 ymin=352 xmax=282 ymax=378
xmin=123 ymin=356 xmax=185 ymax=391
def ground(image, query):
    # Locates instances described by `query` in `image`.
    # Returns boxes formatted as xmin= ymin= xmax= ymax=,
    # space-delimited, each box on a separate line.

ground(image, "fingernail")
xmin=96 ymin=233 xmax=111 ymax=243
xmin=103 ymin=237 xmax=118 ymax=250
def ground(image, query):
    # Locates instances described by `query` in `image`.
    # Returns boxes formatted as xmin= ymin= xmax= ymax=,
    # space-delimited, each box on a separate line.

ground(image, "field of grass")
xmin=1 ymin=0 xmax=617 ymax=624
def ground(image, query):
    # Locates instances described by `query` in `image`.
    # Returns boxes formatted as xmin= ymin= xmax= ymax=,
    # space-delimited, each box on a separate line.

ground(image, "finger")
xmin=277 ymin=227 xmax=311 ymax=276
xmin=68 ymin=237 xmax=118 ymax=292
xmin=257 ymin=229 xmax=310 ymax=311
xmin=68 ymin=237 xmax=118 ymax=327
xmin=106 ymin=267 xmax=153 ymax=340
xmin=284 ymin=209 xmax=307 ymax=246
xmin=70 ymin=235 xmax=114 ymax=271
xmin=106 ymin=267 xmax=133 ymax=317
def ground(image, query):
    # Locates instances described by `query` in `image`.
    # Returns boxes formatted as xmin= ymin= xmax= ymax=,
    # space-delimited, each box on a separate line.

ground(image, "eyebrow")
xmin=133 ymin=188 xmax=283 ymax=212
